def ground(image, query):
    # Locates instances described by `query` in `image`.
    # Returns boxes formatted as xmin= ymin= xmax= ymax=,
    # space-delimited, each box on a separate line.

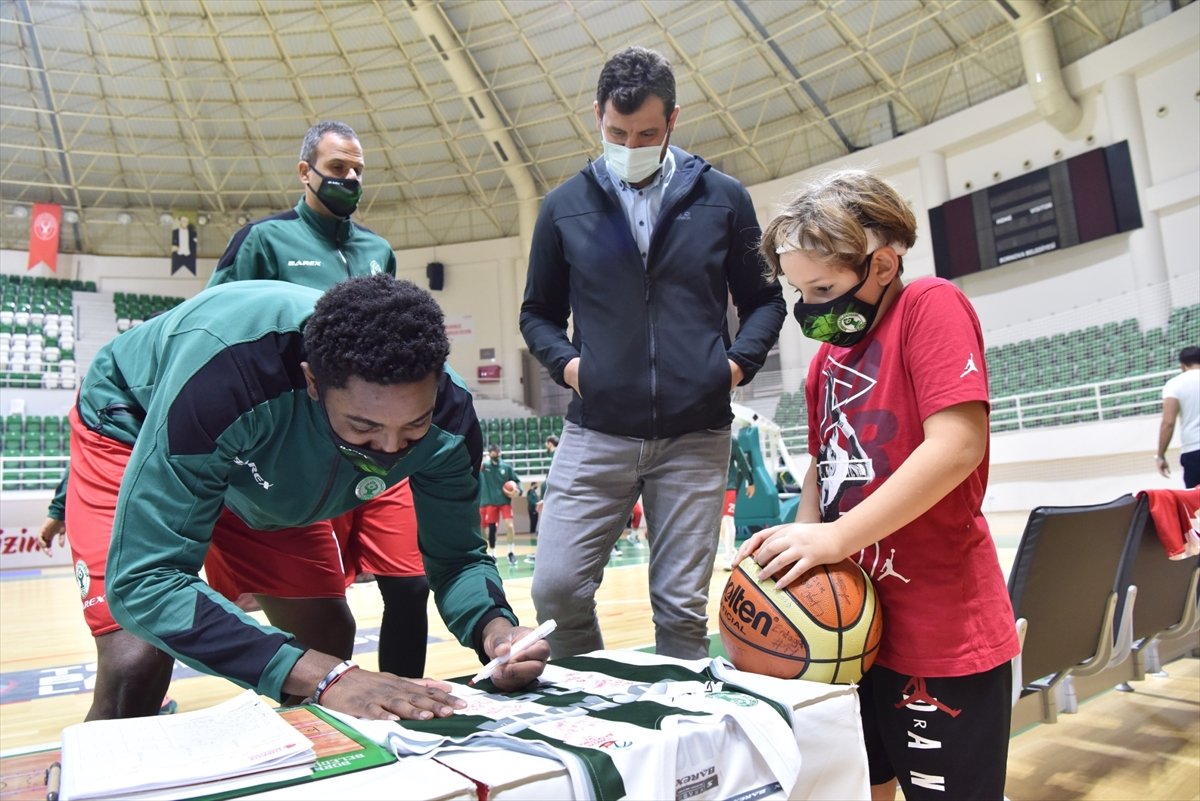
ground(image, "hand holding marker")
xmin=470 ymin=619 xmax=556 ymax=685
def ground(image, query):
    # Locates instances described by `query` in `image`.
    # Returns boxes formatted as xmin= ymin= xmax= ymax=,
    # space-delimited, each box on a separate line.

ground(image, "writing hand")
xmin=481 ymin=619 xmax=550 ymax=690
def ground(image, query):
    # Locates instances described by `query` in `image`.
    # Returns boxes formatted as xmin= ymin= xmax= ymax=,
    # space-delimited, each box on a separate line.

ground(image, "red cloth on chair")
xmin=1137 ymin=488 xmax=1200 ymax=559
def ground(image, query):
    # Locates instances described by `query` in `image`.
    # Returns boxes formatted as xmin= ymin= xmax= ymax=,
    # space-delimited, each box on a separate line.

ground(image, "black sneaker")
xmin=507 ymin=551 xmax=517 ymax=566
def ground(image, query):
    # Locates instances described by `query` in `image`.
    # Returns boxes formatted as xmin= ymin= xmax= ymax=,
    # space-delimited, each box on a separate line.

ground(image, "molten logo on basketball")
xmin=722 ymin=582 xmax=774 ymax=635
xmin=718 ymin=556 xmax=883 ymax=684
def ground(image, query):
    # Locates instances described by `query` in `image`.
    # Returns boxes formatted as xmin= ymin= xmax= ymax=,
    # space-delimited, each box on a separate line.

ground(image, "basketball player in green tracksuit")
xmin=66 ymin=276 xmax=547 ymax=721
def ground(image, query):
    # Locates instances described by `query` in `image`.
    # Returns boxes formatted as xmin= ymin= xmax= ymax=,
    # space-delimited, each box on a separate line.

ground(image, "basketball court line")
xmin=0 ymin=623 xmax=447 ymax=706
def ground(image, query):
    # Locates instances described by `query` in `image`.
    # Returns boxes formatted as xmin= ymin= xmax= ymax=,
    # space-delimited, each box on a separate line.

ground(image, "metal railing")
xmin=771 ymin=370 xmax=1173 ymax=453
xmin=0 ymin=453 xmax=68 ymax=492
xmin=0 ymin=371 xmax=1174 ymax=494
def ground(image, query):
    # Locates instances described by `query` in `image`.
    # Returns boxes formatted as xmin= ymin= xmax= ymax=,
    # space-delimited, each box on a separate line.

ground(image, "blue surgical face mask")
xmin=791 ymin=252 xmax=888 ymax=347
xmin=601 ymin=138 xmax=666 ymax=184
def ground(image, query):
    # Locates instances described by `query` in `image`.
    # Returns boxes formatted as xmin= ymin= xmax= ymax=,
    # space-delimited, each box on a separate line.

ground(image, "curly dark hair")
xmin=304 ymin=275 xmax=449 ymax=388
xmin=596 ymin=46 xmax=675 ymax=118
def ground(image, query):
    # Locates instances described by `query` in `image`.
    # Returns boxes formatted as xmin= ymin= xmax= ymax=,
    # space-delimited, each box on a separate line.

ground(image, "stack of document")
xmin=60 ymin=690 xmax=316 ymax=801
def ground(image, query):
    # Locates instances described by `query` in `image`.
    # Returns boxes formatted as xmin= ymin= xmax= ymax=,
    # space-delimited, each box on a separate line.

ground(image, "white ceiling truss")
xmin=0 ymin=0 xmax=1185 ymax=258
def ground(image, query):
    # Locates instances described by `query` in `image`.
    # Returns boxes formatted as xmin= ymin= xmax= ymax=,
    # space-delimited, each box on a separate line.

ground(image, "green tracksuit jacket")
xmin=46 ymin=199 xmax=396 ymax=522
xmin=479 ymin=457 xmax=520 ymax=507
xmin=85 ymin=281 xmax=513 ymax=702
xmin=208 ymin=197 xmax=397 ymax=289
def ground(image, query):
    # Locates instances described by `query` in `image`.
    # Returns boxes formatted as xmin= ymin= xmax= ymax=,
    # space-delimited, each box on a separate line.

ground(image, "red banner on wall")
xmin=28 ymin=203 xmax=62 ymax=272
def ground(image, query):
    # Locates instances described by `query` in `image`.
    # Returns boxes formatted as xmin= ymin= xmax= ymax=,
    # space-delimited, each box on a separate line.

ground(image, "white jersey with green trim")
xmin=331 ymin=653 xmax=805 ymax=801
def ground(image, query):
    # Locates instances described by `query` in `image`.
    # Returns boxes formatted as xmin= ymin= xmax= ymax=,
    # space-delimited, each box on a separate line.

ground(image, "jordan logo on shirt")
xmin=959 ymin=353 xmax=979 ymax=378
xmin=877 ymin=548 xmax=910 ymax=583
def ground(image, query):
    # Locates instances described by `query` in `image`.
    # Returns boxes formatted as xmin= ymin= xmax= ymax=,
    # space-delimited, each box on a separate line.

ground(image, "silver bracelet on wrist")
xmin=309 ymin=659 xmax=358 ymax=706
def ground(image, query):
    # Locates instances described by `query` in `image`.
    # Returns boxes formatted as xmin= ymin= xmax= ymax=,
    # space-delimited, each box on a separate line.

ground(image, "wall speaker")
xmin=426 ymin=261 xmax=445 ymax=291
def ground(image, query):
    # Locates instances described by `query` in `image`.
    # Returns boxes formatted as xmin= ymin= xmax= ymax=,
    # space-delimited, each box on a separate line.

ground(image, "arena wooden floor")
xmin=0 ymin=512 xmax=1196 ymax=800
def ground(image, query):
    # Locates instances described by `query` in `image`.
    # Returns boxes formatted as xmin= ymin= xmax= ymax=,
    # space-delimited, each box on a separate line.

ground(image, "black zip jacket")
xmin=520 ymin=147 xmax=785 ymax=439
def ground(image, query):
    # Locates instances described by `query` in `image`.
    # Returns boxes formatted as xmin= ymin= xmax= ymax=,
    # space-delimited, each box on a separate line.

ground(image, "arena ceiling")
xmin=0 ymin=0 xmax=1181 ymax=258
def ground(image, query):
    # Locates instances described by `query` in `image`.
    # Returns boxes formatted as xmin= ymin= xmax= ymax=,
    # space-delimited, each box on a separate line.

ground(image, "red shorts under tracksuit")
xmin=65 ymin=407 xmax=422 ymax=637
xmin=478 ymin=504 xmax=513 ymax=527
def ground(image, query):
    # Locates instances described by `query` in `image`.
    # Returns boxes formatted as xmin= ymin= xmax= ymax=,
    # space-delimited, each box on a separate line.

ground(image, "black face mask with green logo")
xmin=307 ymin=164 xmax=363 ymax=218
xmin=315 ymin=391 xmax=406 ymax=475
xmin=791 ymin=251 xmax=890 ymax=347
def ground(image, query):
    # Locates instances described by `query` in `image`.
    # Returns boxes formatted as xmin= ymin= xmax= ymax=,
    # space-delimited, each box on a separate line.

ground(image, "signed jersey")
xmin=335 ymin=653 xmax=808 ymax=801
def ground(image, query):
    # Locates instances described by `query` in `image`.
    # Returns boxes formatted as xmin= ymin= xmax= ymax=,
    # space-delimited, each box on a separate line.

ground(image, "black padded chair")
xmin=1007 ymin=494 xmax=1141 ymax=727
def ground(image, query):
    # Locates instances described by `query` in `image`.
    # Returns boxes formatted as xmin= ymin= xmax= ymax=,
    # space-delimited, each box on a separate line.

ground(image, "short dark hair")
xmin=545 ymin=434 xmax=559 ymax=446
xmin=1180 ymin=346 xmax=1200 ymax=367
xmin=487 ymin=443 xmax=500 ymax=454
xmin=596 ymin=46 xmax=675 ymax=118
xmin=301 ymin=120 xmax=359 ymax=164
xmin=304 ymin=275 xmax=449 ymax=389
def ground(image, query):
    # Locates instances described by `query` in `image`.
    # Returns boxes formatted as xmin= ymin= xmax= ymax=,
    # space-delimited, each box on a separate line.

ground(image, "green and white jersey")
xmin=84 ymin=281 xmax=514 ymax=702
xmin=336 ymin=653 xmax=810 ymax=801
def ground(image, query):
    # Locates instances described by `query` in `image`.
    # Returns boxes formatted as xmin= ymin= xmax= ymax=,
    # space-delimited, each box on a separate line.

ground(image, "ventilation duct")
xmin=407 ymin=1 xmax=539 ymax=251
xmin=1004 ymin=0 xmax=1083 ymax=134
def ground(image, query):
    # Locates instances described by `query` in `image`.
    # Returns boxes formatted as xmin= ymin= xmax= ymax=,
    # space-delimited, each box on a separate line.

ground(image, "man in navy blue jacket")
xmin=520 ymin=46 xmax=785 ymax=659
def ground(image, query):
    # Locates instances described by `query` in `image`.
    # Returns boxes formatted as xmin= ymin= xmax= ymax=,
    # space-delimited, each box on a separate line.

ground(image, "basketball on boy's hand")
xmin=503 ymin=480 xmax=519 ymax=497
xmin=718 ymin=556 xmax=882 ymax=684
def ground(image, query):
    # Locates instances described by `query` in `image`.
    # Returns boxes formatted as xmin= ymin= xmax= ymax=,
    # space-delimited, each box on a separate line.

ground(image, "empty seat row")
xmin=1007 ymin=490 xmax=1199 ymax=732
xmin=0 ymin=274 xmax=95 ymax=292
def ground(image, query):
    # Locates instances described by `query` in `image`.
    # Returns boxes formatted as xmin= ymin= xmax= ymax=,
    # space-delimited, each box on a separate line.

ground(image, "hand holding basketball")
xmin=718 ymin=555 xmax=882 ymax=684
xmin=502 ymin=480 xmax=520 ymax=499
xmin=736 ymin=521 xmax=846 ymax=589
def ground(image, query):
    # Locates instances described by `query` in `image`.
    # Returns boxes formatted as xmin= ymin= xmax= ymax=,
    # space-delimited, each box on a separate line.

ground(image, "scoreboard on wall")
xmin=928 ymin=141 xmax=1142 ymax=279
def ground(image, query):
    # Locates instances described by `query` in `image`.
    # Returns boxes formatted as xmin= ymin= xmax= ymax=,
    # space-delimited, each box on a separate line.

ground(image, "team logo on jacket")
xmin=75 ymin=560 xmax=90 ymax=599
xmin=370 ymin=260 xmax=382 ymax=274
xmin=355 ymin=475 xmax=386 ymax=500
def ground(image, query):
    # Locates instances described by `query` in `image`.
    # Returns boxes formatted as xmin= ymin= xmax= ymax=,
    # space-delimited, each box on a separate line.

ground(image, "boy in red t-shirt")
xmin=741 ymin=169 xmax=1020 ymax=801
